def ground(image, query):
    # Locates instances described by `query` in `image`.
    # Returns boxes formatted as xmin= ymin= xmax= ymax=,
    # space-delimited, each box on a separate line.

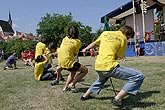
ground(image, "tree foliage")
xmin=154 ymin=7 xmax=163 ymax=40
xmin=36 ymin=13 xmax=93 ymax=47
xmin=0 ymin=38 xmax=36 ymax=59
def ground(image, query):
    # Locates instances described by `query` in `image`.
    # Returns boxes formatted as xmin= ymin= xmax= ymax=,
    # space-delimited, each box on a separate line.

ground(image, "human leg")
xmin=63 ymin=71 xmax=76 ymax=90
xmin=81 ymin=71 xmax=110 ymax=100
xmin=110 ymin=66 xmax=144 ymax=100
xmin=40 ymin=70 xmax=55 ymax=81
xmin=28 ymin=59 xmax=34 ymax=67
xmin=62 ymin=63 xmax=88 ymax=92
xmin=13 ymin=61 xmax=18 ymax=69
xmin=56 ymin=65 xmax=63 ymax=80
xmin=51 ymin=66 xmax=64 ymax=85
xmin=4 ymin=62 xmax=13 ymax=70
xmin=69 ymin=65 xmax=88 ymax=87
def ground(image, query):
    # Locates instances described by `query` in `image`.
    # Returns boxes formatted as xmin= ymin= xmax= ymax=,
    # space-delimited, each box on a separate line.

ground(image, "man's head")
xmin=13 ymin=52 xmax=17 ymax=57
xmin=67 ymin=26 xmax=79 ymax=39
xmin=48 ymin=42 xmax=57 ymax=53
xmin=39 ymin=37 xmax=47 ymax=44
xmin=119 ymin=25 xmax=135 ymax=39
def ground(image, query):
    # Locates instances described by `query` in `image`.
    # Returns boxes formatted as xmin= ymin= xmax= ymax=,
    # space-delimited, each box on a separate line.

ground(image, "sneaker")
xmin=4 ymin=67 xmax=7 ymax=70
xmin=63 ymin=85 xmax=79 ymax=93
xmin=62 ymin=87 xmax=71 ymax=92
xmin=14 ymin=67 xmax=18 ymax=69
xmin=59 ymin=77 xmax=65 ymax=81
xmin=4 ymin=66 xmax=11 ymax=70
xmin=80 ymin=96 xmax=91 ymax=101
xmin=51 ymin=79 xmax=59 ymax=86
xmin=112 ymin=98 xmax=123 ymax=108
xmin=69 ymin=85 xmax=79 ymax=93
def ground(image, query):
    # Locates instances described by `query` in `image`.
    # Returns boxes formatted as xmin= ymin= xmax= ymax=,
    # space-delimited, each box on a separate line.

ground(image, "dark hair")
xmin=35 ymin=55 xmax=44 ymax=63
xmin=48 ymin=42 xmax=57 ymax=50
xmin=119 ymin=25 xmax=135 ymax=38
xmin=67 ymin=26 xmax=79 ymax=39
xmin=39 ymin=37 xmax=47 ymax=44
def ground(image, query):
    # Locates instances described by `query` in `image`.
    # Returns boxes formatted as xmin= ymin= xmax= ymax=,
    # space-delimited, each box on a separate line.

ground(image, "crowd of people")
xmin=21 ymin=49 xmax=35 ymax=67
xmin=2 ymin=25 xmax=144 ymax=109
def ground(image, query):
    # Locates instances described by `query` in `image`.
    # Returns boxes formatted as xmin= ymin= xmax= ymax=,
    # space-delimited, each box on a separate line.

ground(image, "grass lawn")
xmin=0 ymin=56 xmax=165 ymax=110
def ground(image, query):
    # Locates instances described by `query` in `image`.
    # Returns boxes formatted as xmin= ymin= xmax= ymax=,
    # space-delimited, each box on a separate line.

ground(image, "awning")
xmin=101 ymin=0 xmax=165 ymax=23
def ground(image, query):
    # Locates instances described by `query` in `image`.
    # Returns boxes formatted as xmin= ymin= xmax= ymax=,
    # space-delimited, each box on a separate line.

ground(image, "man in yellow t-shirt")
xmin=81 ymin=25 xmax=144 ymax=109
xmin=35 ymin=38 xmax=47 ymax=59
xmin=58 ymin=36 xmax=81 ymax=69
xmin=34 ymin=55 xmax=48 ymax=81
xmin=34 ymin=54 xmax=56 ymax=81
xmin=51 ymin=26 xmax=88 ymax=93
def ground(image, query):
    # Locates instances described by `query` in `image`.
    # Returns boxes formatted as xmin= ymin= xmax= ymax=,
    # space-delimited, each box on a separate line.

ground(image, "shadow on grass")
xmin=78 ymin=85 xmax=159 ymax=109
xmin=124 ymin=90 xmax=160 ymax=108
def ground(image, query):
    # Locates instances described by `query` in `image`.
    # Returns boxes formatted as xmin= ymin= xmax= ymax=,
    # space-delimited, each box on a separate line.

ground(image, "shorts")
xmin=65 ymin=62 xmax=81 ymax=71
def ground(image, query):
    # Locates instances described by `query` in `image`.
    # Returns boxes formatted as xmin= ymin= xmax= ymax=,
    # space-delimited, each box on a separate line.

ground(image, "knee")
xmin=83 ymin=66 xmax=88 ymax=75
xmin=138 ymin=72 xmax=145 ymax=81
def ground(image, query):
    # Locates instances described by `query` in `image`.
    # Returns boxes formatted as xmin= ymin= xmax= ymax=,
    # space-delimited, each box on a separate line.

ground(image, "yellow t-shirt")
xmin=94 ymin=31 xmax=127 ymax=71
xmin=35 ymin=42 xmax=46 ymax=59
xmin=34 ymin=60 xmax=47 ymax=81
xmin=58 ymin=37 xmax=81 ymax=69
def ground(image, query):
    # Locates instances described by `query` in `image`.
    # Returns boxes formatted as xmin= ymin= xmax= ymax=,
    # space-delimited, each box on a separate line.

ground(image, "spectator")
xmin=4 ymin=53 xmax=18 ymax=70
xmin=27 ymin=49 xmax=35 ymax=67
xmin=21 ymin=50 xmax=29 ymax=66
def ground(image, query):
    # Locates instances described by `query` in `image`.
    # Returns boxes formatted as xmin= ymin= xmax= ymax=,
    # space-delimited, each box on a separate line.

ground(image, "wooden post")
xmin=141 ymin=0 xmax=146 ymax=42
xmin=132 ymin=0 xmax=136 ymax=49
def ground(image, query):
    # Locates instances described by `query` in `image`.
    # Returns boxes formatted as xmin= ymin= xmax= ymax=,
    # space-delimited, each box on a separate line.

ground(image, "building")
xmin=0 ymin=11 xmax=14 ymax=36
xmin=101 ymin=0 xmax=165 ymax=41
xmin=0 ymin=11 xmax=14 ymax=41
xmin=101 ymin=0 xmax=165 ymax=56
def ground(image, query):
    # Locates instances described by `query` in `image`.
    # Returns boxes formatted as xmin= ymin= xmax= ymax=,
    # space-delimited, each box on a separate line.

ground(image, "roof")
xmin=101 ymin=0 xmax=165 ymax=23
xmin=0 ymin=20 xmax=14 ymax=35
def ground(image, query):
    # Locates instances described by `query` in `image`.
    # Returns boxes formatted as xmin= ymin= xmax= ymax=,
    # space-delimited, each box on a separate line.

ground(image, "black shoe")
xmin=59 ymin=77 xmax=65 ymax=81
xmin=80 ymin=96 xmax=91 ymax=101
xmin=14 ymin=67 xmax=18 ymax=69
xmin=51 ymin=79 xmax=59 ymax=86
xmin=4 ymin=67 xmax=7 ymax=70
xmin=111 ymin=98 xmax=129 ymax=110
xmin=112 ymin=98 xmax=123 ymax=107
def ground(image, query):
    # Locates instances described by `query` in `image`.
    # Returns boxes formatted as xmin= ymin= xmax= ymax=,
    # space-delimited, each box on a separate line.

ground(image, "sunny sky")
xmin=0 ymin=0 xmax=131 ymax=35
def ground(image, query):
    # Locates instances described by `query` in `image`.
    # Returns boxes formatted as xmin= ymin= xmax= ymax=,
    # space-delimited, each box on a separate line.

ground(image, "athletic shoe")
xmin=80 ymin=96 xmax=91 ymax=101
xmin=51 ymin=79 xmax=59 ymax=86
xmin=4 ymin=66 xmax=11 ymax=70
xmin=62 ymin=87 xmax=71 ymax=92
xmin=59 ymin=77 xmax=65 ymax=81
xmin=111 ymin=98 xmax=129 ymax=110
xmin=112 ymin=98 xmax=123 ymax=107
xmin=14 ymin=67 xmax=18 ymax=69
xmin=4 ymin=67 xmax=7 ymax=70
xmin=63 ymin=85 xmax=79 ymax=93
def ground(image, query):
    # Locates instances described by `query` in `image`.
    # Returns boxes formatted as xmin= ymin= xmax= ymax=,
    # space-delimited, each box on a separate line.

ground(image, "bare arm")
xmin=42 ymin=54 xmax=48 ymax=62
xmin=81 ymin=42 xmax=97 ymax=53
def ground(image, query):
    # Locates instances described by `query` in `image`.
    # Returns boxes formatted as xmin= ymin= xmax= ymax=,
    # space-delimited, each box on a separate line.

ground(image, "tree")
xmin=36 ymin=13 xmax=93 ymax=47
xmin=154 ymin=7 xmax=163 ymax=40
xmin=0 ymin=38 xmax=36 ymax=59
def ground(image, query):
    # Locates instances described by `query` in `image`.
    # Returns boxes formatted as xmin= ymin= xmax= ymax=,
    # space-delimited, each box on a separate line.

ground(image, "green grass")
xmin=0 ymin=56 xmax=165 ymax=110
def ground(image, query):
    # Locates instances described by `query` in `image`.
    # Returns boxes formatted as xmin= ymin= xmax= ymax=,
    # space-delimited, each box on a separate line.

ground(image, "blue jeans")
xmin=40 ymin=69 xmax=56 ymax=81
xmin=89 ymin=65 xmax=144 ymax=95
